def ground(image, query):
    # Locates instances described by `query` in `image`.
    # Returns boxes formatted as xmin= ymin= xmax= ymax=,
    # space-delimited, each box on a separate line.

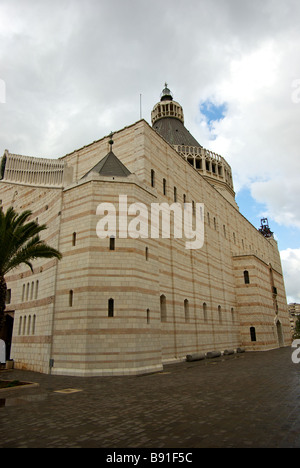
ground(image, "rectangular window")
xmin=244 ymin=270 xmax=250 ymax=284
xmin=163 ymin=178 xmax=167 ymax=195
xmin=69 ymin=290 xmax=74 ymax=307
xmin=109 ymin=237 xmax=115 ymax=251
xmin=151 ymin=169 xmax=155 ymax=188
xmin=108 ymin=298 xmax=114 ymax=317
xmin=5 ymin=289 xmax=11 ymax=304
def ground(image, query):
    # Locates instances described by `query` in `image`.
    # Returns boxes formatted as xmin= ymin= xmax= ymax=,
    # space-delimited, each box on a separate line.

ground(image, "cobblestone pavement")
xmin=0 ymin=347 xmax=299 ymax=448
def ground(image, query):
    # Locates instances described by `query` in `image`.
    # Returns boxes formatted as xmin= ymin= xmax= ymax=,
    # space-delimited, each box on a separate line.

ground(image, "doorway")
xmin=1 ymin=313 xmax=14 ymax=360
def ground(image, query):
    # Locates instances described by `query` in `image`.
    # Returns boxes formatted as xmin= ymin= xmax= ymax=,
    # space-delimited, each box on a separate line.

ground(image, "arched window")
xmin=203 ymin=302 xmax=208 ymax=321
xmin=250 ymin=326 xmax=256 ymax=342
xmin=18 ymin=317 xmax=23 ymax=336
xmin=244 ymin=270 xmax=250 ymax=284
xmin=32 ymin=315 xmax=36 ymax=335
xmin=218 ymin=305 xmax=222 ymax=323
xmin=145 ymin=247 xmax=149 ymax=261
xmin=163 ymin=178 xmax=167 ymax=195
xmin=160 ymin=295 xmax=167 ymax=322
xmin=72 ymin=232 xmax=77 ymax=246
xmin=69 ymin=290 xmax=74 ymax=307
xmin=35 ymin=280 xmax=39 ymax=299
xmin=108 ymin=298 xmax=114 ymax=317
xmin=184 ymin=299 xmax=189 ymax=323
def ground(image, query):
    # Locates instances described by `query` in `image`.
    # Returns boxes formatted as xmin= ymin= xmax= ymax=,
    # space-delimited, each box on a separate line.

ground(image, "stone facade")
xmin=0 ymin=89 xmax=291 ymax=376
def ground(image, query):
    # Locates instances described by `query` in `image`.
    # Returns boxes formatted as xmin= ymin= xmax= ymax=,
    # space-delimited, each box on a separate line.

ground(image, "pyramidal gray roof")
xmin=153 ymin=117 xmax=202 ymax=148
xmin=82 ymin=151 xmax=131 ymax=179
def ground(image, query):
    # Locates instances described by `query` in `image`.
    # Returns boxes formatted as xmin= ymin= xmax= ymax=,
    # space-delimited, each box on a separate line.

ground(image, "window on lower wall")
xmin=18 ymin=314 xmax=36 ymax=336
xmin=184 ymin=299 xmax=190 ymax=323
xmin=160 ymin=295 xmax=167 ymax=322
xmin=109 ymin=236 xmax=115 ymax=251
xmin=72 ymin=232 xmax=77 ymax=246
xmin=203 ymin=302 xmax=208 ymax=321
xmin=108 ymin=298 xmax=114 ymax=317
xmin=218 ymin=305 xmax=222 ymax=323
xmin=69 ymin=290 xmax=74 ymax=307
xmin=250 ymin=326 xmax=257 ymax=342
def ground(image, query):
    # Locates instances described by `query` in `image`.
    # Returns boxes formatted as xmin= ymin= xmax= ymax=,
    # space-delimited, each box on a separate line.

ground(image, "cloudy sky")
xmin=0 ymin=0 xmax=300 ymax=302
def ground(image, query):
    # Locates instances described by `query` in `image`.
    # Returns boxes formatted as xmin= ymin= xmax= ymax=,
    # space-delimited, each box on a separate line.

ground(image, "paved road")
xmin=0 ymin=347 xmax=299 ymax=448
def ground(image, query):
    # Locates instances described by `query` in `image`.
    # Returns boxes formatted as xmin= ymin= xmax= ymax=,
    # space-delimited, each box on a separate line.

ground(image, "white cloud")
xmin=280 ymin=249 xmax=300 ymax=303
xmin=251 ymin=178 xmax=300 ymax=229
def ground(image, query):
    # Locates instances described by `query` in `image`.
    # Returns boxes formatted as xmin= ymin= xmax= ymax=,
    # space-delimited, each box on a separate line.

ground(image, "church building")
xmin=0 ymin=85 xmax=291 ymax=376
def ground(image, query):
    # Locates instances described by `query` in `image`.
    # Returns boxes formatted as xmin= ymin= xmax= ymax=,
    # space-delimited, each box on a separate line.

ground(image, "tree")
xmin=0 ymin=207 xmax=62 ymax=330
xmin=293 ymin=317 xmax=300 ymax=340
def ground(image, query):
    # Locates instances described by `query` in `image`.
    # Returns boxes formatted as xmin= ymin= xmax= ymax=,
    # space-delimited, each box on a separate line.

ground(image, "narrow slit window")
xmin=244 ymin=270 xmax=250 ymax=284
xmin=203 ymin=302 xmax=208 ymax=321
xmin=163 ymin=178 xmax=167 ymax=196
xmin=151 ymin=169 xmax=155 ymax=188
xmin=110 ymin=236 xmax=115 ymax=251
xmin=35 ymin=280 xmax=39 ymax=299
xmin=160 ymin=295 xmax=167 ymax=322
xmin=108 ymin=298 xmax=114 ymax=317
xmin=250 ymin=326 xmax=256 ymax=342
xmin=218 ymin=305 xmax=222 ymax=323
xmin=5 ymin=289 xmax=11 ymax=304
xmin=184 ymin=299 xmax=189 ymax=323
xmin=69 ymin=290 xmax=74 ymax=307
xmin=18 ymin=317 xmax=22 ymax=336
xmin=32 ymin=315 xmax=36 ymax=335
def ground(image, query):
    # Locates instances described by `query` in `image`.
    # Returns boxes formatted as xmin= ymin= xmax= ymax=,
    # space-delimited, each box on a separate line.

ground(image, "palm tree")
xmin=0 ymin=207 xmax=62 ymax=330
